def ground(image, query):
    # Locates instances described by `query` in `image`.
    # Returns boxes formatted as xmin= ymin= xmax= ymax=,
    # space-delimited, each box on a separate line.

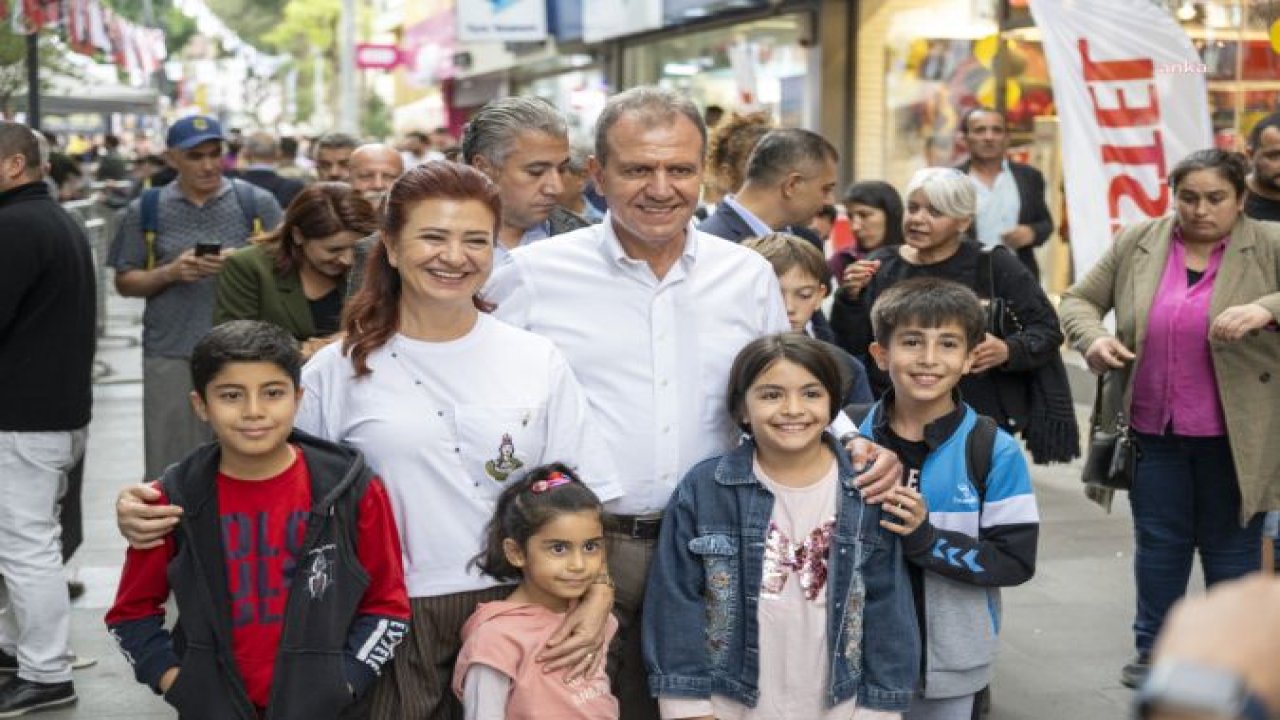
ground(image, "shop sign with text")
xmin=456 ymin=0 xmax=547 ymax=42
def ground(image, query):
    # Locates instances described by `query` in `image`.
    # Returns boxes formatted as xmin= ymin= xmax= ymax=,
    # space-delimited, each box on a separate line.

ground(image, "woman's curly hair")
xmin=706 ymin=111 xmax=774 ymax=196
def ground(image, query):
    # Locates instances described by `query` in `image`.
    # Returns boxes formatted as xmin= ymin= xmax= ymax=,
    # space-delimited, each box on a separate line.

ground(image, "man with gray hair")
xmin=313 ymin=131 xmax=359 ymax=183
xmin=348 ymin=142 xmax=404 ymax=205
xmin=699 ymin=127 xmax=839 ymax=247
xmin=462 ymin=95 xmax=588 ymax=264
xmin=0 ymin=121 xmax=95 ymax=715
xmin=558 ymin=142 xmax=605 ymax=224
xmin=234 ymin=131 xmax=304 ymax=209
xmin=486 ymin=86 xmax=902 ymax=720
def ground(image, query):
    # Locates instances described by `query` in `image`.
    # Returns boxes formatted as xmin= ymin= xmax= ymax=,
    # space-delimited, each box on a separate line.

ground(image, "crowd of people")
xmin=0 ymin=84 xmax=1278 ymax=720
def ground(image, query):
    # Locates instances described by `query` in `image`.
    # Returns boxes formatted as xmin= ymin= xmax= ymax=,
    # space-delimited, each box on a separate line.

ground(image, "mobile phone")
xmin=194 ymin=242 xmax=222 ymax=257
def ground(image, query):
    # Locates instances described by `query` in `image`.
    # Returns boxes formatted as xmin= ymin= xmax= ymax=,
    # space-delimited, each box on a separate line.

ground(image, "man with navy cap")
xmin=108 ymin=115 xmax=282 ymax=479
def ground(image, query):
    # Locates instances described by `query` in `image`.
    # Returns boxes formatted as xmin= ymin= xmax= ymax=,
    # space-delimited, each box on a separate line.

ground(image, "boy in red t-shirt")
xmin=106 ymin=320 xmax=410 ymax=720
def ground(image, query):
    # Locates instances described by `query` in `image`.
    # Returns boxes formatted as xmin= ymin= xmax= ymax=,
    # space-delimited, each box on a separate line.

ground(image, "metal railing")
xmin=61 ymin=198 xmax=123 ymax=340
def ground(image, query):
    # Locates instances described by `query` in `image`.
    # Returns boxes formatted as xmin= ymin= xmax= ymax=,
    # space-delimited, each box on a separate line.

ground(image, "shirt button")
xmin=660 ymin=379 xmax=669 ymax=387
xmin=663 ymin=425 xmax=671 ymax=434
xmin=1262 ymin=372 xmax=1272 ymax=383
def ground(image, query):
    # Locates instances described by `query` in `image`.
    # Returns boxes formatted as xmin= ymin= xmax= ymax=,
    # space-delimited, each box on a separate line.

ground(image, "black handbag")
xmin=977 ymin=246 xmax=1023 ymax=339
xmin=1081 ymin=376 xmax=1137 ymax=491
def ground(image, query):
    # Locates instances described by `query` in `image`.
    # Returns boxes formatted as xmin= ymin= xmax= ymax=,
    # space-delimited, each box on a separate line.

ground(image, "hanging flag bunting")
xmin=1026 ymin=0 xmax=1213 ymax=276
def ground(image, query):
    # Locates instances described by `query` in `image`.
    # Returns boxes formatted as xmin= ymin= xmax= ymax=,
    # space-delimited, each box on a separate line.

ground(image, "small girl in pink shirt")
xmin=453 ymin=464 xmax=619 ymax=720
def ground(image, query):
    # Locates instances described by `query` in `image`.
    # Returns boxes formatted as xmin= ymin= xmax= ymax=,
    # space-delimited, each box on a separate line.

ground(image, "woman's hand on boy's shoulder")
xmin=116 ymin=483 xmax=183 ymax=550
xmin=846 ymin=435 xmax=903 ymax=504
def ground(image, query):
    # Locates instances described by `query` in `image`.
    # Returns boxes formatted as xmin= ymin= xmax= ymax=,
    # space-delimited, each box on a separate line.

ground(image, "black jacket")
xmin=112 ymin=431 xmax=407 ymax=720
xmin=232 ymin=168 xmax=305 ymax=211
xmin=0 ymin=182 xmax=96 ymax=431
xmin=829 ymin=241 xmax=1063 ymax=434
xmin=698 ymin=200 xmax=825 ymax=250
xmin=956 ymin=160 xmax=1053 ymax=278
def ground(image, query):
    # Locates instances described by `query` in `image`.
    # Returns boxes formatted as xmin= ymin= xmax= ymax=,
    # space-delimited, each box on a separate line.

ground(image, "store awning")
xmin=13 ymin=83 xmax=160 ymax=115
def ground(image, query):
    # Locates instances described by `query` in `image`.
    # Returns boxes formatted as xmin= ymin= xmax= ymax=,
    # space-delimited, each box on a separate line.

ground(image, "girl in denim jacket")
xmin=643 ymin=334 xmax=922 ymax=719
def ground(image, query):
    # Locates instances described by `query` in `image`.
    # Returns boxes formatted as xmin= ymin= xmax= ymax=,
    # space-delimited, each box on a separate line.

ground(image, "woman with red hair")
xmin=294 ymin=161 xmax=623 ymax=719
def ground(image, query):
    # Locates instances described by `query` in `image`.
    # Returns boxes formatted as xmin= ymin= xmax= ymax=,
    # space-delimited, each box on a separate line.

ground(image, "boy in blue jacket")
xmin=862 ymin=278 xmax=1039 ymax=720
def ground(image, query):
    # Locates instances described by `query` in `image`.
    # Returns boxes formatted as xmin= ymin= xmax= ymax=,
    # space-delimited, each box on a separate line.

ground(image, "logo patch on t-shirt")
xmin=484 ymin=432 xmax=525 ymax=482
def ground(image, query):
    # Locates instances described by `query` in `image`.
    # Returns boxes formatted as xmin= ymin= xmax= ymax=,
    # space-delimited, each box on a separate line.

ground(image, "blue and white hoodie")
xmin=860 ymin=395 xmax=1039 ymax=700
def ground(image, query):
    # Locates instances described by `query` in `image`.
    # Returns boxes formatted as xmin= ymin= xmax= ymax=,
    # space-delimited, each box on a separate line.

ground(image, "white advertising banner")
xmin=456 ymin=0 xmax=547 ymax=43
xmin=584 ymin=0 xmax=662 ymax=43
xmin=1027 ymin=0 xmax=1212 ymax=277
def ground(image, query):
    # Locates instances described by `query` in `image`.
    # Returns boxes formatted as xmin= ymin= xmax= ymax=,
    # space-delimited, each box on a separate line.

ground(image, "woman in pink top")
xmin=454 ymin=464 xmax=620 ymax=720
xmin=1060 ymin=149 xmax=1280 ymax=691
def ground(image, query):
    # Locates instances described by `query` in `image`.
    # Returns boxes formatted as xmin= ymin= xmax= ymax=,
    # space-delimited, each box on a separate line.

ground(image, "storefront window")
xmin=1173 ymin=0 xmax=1280 ymax=148
xmin=870 ymin=0 xmax=1280 ymax=189
xmin=622 ymin=13 xmax=812 ymax=126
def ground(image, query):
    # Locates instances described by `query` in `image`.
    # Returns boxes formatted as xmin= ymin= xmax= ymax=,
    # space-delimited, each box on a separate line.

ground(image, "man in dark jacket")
xmin=698 ymin=128 xmax=837 ymax=251
xmin=699 ymin=128 xmax=838 ymax=338
xmin=232 ymin=132 xmax=304 ymax=210
xmin=957 ymin=108 xmax=1054 ymax=278
xmin=0 ymin=121 xmax=96 ymax=715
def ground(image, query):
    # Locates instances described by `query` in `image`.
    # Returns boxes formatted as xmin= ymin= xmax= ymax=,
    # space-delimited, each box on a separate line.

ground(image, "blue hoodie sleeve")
xmin=901 ymin=435 xmax=1039 ymax=587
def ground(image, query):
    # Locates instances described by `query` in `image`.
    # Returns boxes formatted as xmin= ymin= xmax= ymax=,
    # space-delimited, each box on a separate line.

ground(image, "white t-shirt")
xmin=296 ymin=313 xmax=624 ymax=597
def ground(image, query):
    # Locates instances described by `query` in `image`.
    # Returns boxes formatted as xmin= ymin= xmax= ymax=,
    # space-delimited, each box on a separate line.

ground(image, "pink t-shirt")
xmin=660 ymin=458 xmax=899 ymax=720
xmin=453 ymin=601 xmax=619 ymax=720
xmin=1130 ymin=229 xmax=1229 ymax=437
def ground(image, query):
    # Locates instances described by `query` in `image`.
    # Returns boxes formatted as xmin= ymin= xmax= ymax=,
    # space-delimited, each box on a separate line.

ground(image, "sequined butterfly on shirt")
xmin=761 ymin=518 xmax=836 ymax=600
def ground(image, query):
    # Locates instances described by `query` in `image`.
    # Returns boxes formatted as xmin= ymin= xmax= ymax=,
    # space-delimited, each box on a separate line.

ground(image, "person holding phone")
xmin=107 ymin=115 xmax=283 ymax=480
xmin=214 ymin=183 xmax=377 ymax=360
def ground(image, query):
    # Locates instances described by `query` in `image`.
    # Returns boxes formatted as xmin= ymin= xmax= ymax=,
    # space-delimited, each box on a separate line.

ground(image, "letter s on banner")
xmin=1027 ymin=0 xmax=1212 ymax=277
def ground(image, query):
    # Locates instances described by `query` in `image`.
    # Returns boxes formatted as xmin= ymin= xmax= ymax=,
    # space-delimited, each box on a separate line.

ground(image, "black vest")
xmin=159 ymin=431 xmax=374 ymax=720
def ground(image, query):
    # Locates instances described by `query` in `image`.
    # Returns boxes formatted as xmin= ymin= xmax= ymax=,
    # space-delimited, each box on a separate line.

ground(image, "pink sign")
xmin=355 ymin=43 xmax=404 ymax=70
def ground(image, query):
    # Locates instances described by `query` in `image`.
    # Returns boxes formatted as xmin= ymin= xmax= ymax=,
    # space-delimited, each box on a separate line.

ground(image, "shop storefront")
xmin=508 ymin=0 xmax=609 ymax=141
xmin=856 ymin=0 xmax=1280 ymax=190
xmin=617 ymin=3 xmax=819 ymax=129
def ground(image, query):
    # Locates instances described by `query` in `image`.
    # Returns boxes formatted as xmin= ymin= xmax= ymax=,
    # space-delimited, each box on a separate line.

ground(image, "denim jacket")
xmin=642 ymin=435 xmax=920 ymax=712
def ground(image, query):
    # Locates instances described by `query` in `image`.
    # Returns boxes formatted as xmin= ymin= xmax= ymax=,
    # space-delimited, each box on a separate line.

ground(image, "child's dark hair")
xmin=473 ymin=463 xmax=604 ymax=583
xmin=870 ymin=277 xmax=986 ymax=349
xmin=726 ymin=333 xmax=847 ymax=433
xmin=190 ymin=320 xmax=302 ymax=399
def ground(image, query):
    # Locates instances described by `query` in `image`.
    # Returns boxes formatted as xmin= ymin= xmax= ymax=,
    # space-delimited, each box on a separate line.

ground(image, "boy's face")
xmin=870 ymin=321 xmax=974 ymax=409
xmin=190 ymin=361 xmax=300 ymax=467
xmin=778 ymin=266 xmax=828 ymax=333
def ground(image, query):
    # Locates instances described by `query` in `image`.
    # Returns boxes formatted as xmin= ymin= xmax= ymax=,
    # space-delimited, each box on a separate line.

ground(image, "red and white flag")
xmin=1027 ymin=0 xmax=1213 ymax=277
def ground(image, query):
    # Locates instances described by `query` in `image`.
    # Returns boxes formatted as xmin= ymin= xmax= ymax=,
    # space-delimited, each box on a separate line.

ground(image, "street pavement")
xmin=44 ymin=287 xmax=1146 ymax=719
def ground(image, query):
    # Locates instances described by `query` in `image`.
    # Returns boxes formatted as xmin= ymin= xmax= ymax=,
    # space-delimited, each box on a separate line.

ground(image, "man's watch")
xmin=1136 ymin=661 xmax=1270 ymax=720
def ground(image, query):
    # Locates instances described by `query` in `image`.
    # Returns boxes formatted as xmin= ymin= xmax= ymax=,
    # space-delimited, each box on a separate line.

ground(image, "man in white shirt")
xmin=956 ymin=107 xmax=1053 ymax=277
xmin=485 ymin=86 xmax=902 ymax=720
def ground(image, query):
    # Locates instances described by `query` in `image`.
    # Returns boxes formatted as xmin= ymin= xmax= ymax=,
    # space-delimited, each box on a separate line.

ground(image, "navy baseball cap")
xmin=166 ymin=115 xmax=225 ymax=150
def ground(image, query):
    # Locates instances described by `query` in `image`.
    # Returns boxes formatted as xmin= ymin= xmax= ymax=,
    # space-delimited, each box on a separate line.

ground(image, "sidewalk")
xmin=45 ymin=288 xmax=1139 ymax=719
